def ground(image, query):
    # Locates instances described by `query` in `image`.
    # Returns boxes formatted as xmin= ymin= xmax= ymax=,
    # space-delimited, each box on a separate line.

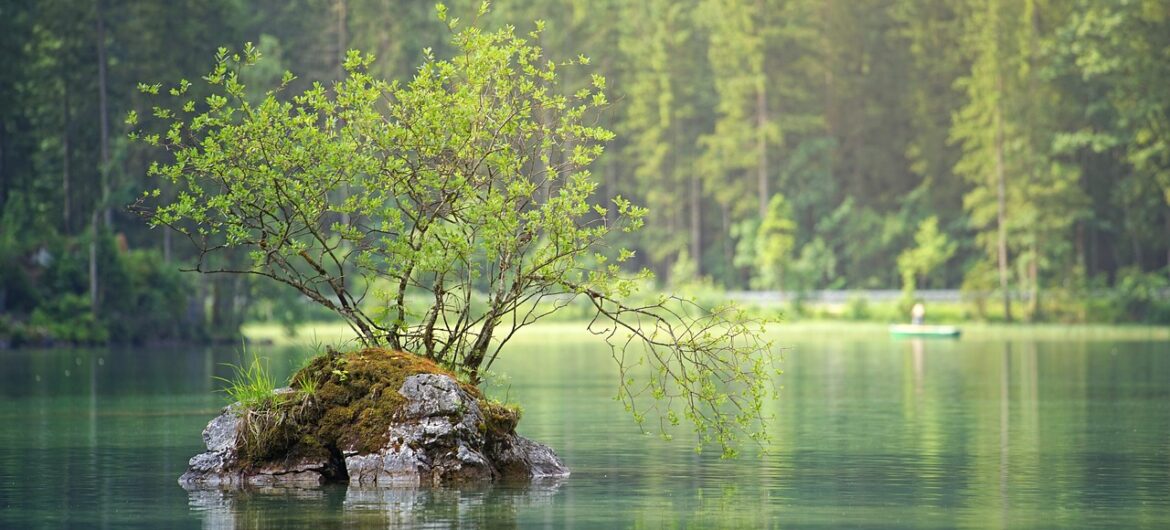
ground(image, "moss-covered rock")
xmin=179 ymin=348 xmax=568 ymax=488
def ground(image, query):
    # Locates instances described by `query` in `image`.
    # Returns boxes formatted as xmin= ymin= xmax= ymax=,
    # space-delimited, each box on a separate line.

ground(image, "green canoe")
xmin=889 ymin=324 xmax=962 ymax=338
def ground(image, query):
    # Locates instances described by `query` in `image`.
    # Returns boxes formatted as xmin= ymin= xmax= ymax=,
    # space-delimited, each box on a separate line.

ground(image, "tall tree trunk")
xmin=95 ymin=0 xmax=111 ymax=228
xmin=336 ymin=0 xmax=347 ymax=80
xmin=1025 ymin=0 xmax=1039 ymax=322
xmin=63 ymin=84 xmax=72 ymax=233
xmin=755 ymin=0 xmax=769 ymax=219
xmin=89 ymin=212 xmax=98 ymax=311
xmin=1075 ymin=221 xmax=1085 ymax=273
xmin=756 ymin=82 xmax=769 ymax=219
xmin=88 ymin=0 xmax=111 ymax=316
xmin=336 ymin=0 xmax=350 ymax=228
xmin=822 ymin=0 xmax=836 ymax=143
xmin=1088 ymin=218 xmax=1099 ymax=277
xmin=994 ymin=73 xmax=1012 ymax=323
xmin=1028 ymin=238 xmax=1039 ymax=320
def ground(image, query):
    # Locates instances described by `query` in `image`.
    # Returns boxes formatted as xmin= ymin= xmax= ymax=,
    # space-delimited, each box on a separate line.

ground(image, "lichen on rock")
xmin=179 ymin=348 xmax=568 ymax=488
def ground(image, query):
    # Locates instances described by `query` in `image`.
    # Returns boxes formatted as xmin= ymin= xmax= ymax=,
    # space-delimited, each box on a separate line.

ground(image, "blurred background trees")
xmin=2 ymin=0 xmax=1169 ymax=345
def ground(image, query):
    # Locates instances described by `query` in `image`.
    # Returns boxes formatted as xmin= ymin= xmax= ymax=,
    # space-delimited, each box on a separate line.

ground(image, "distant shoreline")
xmin=242 ymin=320 xmax=1170 ymax=348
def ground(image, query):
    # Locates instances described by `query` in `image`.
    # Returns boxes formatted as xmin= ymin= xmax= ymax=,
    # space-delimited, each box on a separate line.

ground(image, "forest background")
xmin=2 ymin=0 xmax=1169 ymax=346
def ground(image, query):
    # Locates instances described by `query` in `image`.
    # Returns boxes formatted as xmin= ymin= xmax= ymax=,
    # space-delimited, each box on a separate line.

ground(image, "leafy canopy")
xmin=132 ymin=4 xmax=776 ymax=457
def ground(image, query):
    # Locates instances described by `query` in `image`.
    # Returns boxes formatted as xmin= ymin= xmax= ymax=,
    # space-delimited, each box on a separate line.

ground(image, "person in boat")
xmin=911 ymin=302 xmax=925 ymax=325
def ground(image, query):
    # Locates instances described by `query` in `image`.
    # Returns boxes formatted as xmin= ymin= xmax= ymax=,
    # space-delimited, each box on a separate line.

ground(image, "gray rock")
xmin=203 ymin=408 xmax=241 ymax=452
xmin=179 ymin=405 xmax=242 ymax=487
xmin=344 ymin=374 xmax=497 ymax=486
xmin=180 ymin=373 xmax=568 ymax=488
xmin=345 ymin=446 xmax=425 ymax=487
xmin=241 ymin=457 xmax=338 ymax=487
xmin=487 ymin=434 xmax=570 ymax=478
xmin=399 ymin=374 xmax=479 ymax=419
xmin=179 ymin=397 xmax=338 ymax=488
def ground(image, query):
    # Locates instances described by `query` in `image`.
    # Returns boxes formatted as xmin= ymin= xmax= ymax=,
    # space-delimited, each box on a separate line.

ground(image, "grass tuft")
xmin=215 ymin=354 xmax=278 ymax=409
xmin=292 ymin=371 xmax=319 ymax=398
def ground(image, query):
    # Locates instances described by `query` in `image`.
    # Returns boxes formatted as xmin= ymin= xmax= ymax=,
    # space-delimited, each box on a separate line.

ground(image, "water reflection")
xmin=186 ymin=479 xmax=566 ymax=529
xmin=0 ymin=343 xmax=318 ymax=400
xmin=1 ymin=329 xmax=1168 ymax=527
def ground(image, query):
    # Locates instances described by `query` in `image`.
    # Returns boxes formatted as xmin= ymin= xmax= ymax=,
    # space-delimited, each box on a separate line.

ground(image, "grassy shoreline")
xmin=243 ymin=319 xmax=1170 ymax=348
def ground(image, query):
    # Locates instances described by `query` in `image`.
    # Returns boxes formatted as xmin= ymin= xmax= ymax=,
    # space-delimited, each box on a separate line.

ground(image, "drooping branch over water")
xmin=584 ymin=291 xmax=777 ymax=457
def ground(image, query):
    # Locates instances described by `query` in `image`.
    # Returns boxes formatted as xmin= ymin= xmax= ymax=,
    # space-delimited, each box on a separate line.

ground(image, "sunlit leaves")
xmin=134 ymin=7 xmax=774 ymax=458
xmin=135 ymin=10 xmax=624 ymax=345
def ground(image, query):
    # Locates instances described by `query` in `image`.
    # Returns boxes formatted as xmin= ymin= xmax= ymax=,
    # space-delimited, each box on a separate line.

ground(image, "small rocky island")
xmin=180 ymin=348 xmax=568 ymax=488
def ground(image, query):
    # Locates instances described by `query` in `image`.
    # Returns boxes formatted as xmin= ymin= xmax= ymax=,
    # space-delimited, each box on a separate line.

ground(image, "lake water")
xmin=1 ymin=325 xmax=1168 ymax=528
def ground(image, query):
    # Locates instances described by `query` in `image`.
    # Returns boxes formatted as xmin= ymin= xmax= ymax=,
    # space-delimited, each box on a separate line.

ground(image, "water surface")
xmin=1 ymin=325 xmax=1167 ymax=528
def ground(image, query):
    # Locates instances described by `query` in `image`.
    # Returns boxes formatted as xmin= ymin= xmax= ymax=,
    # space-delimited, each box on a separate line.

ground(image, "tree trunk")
xmin=994 ymin=72 xmax=1012 ymax=323
xmin=466 ymin=308 xmax=499 ymax=383
xmin=1089 ymin=218 xmax=1100 ymax=277
xmin=336 ymin=0 xmax=350 ymax=228
xmin=336 ymin=0 xmax=347 ymax=80
xmin=1028 ymin=238 xmax=1039 ymax=321
xmin=95 ymin=0 xmax=111 ymax=228
xmin=756 ymin=57 xmax=769 ymax=219
xmin=1026 ymin=0 xmax=1039 ymax=322
xmin=1075 ymin=221 xmax=1085 ymax=273
xmin=63 ymin=83 xmax=72 ymax=233
xmin=89 ymin=213 xmax=98 ymax=311
xmin=822 ymin=0 xmax=836 ymax=145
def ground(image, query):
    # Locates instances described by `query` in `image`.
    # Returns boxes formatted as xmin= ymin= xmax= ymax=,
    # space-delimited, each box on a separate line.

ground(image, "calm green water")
xmin=1 ymin=326 xmax=1168 ymax=528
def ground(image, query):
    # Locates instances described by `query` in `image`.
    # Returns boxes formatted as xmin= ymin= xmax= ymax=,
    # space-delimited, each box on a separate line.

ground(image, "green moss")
xmin=232 ymin=347 xmax=472 ymax=470
xmin=478 ymin=399 xmax=522 ymax=441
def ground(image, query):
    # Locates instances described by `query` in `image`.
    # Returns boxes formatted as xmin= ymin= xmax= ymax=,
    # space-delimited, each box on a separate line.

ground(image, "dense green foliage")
xmin=134 ymin=15 xmax=632 ymax=369
xmin=1 ymin=0 xmax=1168 ymax=344
xmin=0 ymin=220 xmax=200 ymax=345
xmin=134 ymin=9 xmax=776 ymax=456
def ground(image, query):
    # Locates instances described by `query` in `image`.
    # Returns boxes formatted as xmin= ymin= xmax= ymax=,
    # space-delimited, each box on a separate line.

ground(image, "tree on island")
xmin=132 ymin=4 xmax=775 ymax=457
